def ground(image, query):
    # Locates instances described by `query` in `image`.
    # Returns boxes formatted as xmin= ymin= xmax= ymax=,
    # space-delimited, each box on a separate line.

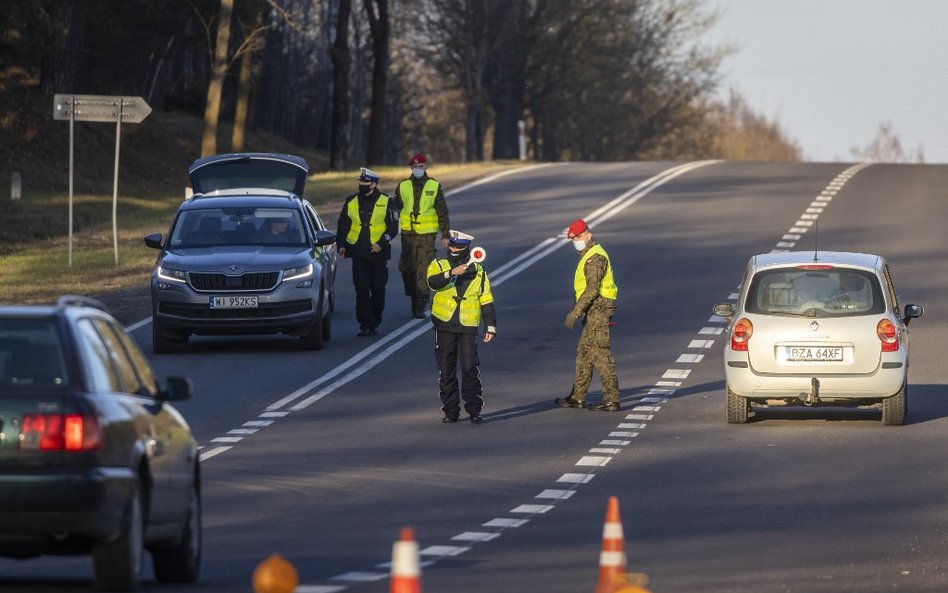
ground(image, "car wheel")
xmin=152 ymin=320 xmax=178 ymax=354
xmin=152 ymin=474 xmax=201 ymax=583
xmin=726 ymin=385 xmax=749 ymax=424
xmin=300 ymin=293 xmax=325 ymax=351
xmin=321 ymin=306 xmax=332 ymax=342
xmin=881 ymin=381 xmax=907 ymax=426
xmin=93 ymin=481 xmax=144 ymax=591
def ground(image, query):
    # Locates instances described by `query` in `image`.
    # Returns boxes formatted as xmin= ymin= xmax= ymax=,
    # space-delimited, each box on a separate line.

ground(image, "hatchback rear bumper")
xmin=0 ymin=466 xmax=135 ymax=554
xmin=726 ymin=364 xmax=906 ymax=400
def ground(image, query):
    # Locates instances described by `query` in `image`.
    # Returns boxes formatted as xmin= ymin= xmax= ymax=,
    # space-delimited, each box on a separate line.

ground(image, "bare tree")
xmin=362 ymin=0 xmax=390 ymax=165
xmin=850 ymin=121 xmax=925 ymax=163
xmin=201 ymin=0 xmax=235 ymax=157
xmin=39 ymin=0 xmax=89 ymax=95
xmin=330 ymin=0 xmax=354 ymax=170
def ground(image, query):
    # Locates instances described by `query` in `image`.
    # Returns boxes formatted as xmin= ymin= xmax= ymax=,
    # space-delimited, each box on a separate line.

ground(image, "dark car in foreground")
xmin=0 ymin=296 xmax=200 ymax=591
xmin=145 ymin=153 xmax=337 ymax=353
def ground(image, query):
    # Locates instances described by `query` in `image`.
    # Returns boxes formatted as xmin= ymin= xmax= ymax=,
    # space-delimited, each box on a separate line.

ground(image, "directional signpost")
xmin=53 ymin=94 xmax=152 ymax=266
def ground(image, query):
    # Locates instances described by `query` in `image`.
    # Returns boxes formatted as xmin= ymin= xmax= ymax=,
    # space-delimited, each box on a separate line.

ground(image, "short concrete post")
xmin=11 ymin=172 xmax=21 ymax=200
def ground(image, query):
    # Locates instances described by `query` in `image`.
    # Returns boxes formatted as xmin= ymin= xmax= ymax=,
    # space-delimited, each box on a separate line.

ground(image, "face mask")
xmin=447 ymin=248 xmax=469 ymax=266
xmin=412 ymin=167 xmax=425 ymax=179
xmin=573 ymin=240 xmax=586 ymax=252
xmin=358 ymin=184 xmax=373 ymax=196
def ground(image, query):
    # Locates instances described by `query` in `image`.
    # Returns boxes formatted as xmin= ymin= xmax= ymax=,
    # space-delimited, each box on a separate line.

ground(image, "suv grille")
xmin=189 ymin=272 xmax=279 ymax=292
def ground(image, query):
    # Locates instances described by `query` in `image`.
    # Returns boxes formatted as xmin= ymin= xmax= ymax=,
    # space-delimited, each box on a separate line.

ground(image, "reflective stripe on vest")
xmin=346 ymin=194 xmax=389 ymax=244
xmin=427 ymin=259 xmax=494 ymax=327
xmin=574 ymin=244 xmax=618 ymax=301
xmin=399 ymin=179 xmax=440 ymax=233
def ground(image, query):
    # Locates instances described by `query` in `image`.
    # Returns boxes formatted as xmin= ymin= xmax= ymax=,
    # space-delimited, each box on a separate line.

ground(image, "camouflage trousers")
xmin=572 ymin=298 xmax=619 ymax=402
xmin=399 ymin=233 xmax=436 ymax=301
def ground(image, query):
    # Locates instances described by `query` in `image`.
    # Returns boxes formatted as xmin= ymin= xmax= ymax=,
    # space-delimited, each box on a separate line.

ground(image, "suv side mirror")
xmin=161 ymin=375 xmax=193 ymax=401
xmin=315 ymin=229 xmax=337 ymax=247
xmin=903 ymin=303 xmax=923 ymax=325
xmin=144 ymin=233 xmax=163 ymax=249
xmin=713 ymin=303 xmax=735 ymax=319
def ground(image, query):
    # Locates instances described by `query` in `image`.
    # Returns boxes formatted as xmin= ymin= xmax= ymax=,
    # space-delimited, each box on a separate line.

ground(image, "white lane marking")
xmin=590 ymin=448 xmax=623 ymax=454
xmin=511 ymin=504 xmax=555 ymax=514
xmin=210 ymin=436 xmax=242 ymax=443
xmin=776 ymin=241 xmax=795 ymax=248
xmin=632 ymin=406 xmax=661 ymax=412
xmin=617 ymin=423 xmax=645 ymax=430
xmin=577 ymin=456 xmax=612 ymax=466
xmin=420 ymin=545 xmax=470 ymax=557
xmin=795 ymin=220 xmax=814 ymax=226
xmin=662 ymin=369 xmax=691 ymax=379
xmin=557 ymin=473 xmax=595 ymax=484
xmin=676 ymin=353 xmax=704 ymax=363
xmin=688 ymin=339 xmax=714 ymax=349
xmin=243 ymin=420 xmax=274 ymax=427
xmin=483 ymin=518 xmax=528 ymax=528
xmin=609 ymin=431 xmax=639 ymax=438
xmin=227 ymin=428 xmax=257 ymax=435
xmin=295 ymin=586 xmax=347 ymax=593
xmin=789 ymin=226 xmax=809 ymax=233
xmin=699 ymin=326 xmax=723 ymax=335
xmin=329 ymin=572 xmax=388 ymax=582
xmin=536 ymin=489 xmax=575 ymax=500
xmin=600 ymin=439 xmax=631 ymax=446
xmin=625 ymin=414 xmax=654 ymax=421
xmin=260 ymin=411 xmax=289 ymax=418
xmin=198 ymin=446 xmax=231 ymax=461
xmin=452 ymin=532 xmax=501 ymax=542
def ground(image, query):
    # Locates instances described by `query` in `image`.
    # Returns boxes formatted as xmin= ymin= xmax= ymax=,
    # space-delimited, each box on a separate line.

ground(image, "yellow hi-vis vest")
xmin=346 ymin=194 xmax=389 ymax=244
xmin=399 ymin=178 xmax=440 ymax=233
xmin=427 ymin=259 xmax=494 ymax=327
xmin=574 ymin=244 xmax=618 ymax=301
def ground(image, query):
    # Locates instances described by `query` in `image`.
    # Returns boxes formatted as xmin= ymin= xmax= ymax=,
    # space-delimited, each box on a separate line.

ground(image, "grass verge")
xmin=0 ymin=161 xmax=527 ymax=323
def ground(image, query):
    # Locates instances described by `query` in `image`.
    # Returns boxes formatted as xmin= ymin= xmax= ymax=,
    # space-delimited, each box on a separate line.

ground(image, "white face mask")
xmin=573 ymin=240 xmax=586 ymax=252
xmin=411 ymin=167 xmax=425 ymax=178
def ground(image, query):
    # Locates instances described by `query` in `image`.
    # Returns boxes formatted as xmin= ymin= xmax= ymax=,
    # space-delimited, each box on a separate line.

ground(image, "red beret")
xmin=567 ymin=219 xmax=588 ymax=238
xmin=409 ymin=153 xmax=427 ymax=166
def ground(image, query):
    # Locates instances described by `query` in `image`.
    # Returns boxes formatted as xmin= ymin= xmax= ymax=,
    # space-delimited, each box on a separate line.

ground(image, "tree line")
xmin=1 ymin=0 xmax=799 ymax=168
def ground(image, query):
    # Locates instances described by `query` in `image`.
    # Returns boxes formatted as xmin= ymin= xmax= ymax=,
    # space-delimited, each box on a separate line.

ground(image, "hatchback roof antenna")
xmin=813 ymin=219 xmax=819 ymax=262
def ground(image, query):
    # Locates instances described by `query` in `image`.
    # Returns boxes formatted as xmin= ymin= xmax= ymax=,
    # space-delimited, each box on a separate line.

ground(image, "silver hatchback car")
xmin=714 ymin=251 xmax=923 ymax=425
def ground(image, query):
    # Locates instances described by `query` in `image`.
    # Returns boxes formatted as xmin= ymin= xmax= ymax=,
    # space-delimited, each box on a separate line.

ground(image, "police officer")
xmin=427 ymin=230 xmax=496 ymax=424
xmin=395 ymin=153 xmax=450 ymax=318
xmin=555 ymin=219 xmax=621 ymax=411
xmin=336 ymin=168 xmax=399 ymax=336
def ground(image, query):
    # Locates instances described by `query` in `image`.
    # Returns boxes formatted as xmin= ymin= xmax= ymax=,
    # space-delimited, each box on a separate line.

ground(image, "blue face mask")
xmin=412 ymin=167 xmax=425 ymax=179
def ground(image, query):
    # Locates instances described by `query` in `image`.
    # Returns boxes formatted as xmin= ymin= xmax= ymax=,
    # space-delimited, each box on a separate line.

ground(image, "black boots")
xmin=555 ymin=396 xmax=586 ymax=409
xmin=587 ymin=400 xmax=621 ymax=412
xmin=411 ymin=297 xmax=428 ymax=319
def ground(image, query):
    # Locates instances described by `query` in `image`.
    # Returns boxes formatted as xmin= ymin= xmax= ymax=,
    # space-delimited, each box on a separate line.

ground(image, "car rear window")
xmin=169 ymin=207 xmax=307 ymax=248
xmin=746 ymin=267 xmax=886 ymax=317
xmin=0 ymin=319 xmax=69 ymax=390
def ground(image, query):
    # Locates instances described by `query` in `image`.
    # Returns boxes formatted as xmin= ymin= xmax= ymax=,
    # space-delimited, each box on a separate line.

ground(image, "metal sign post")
xmin=53 ymin=94 xmax=152 ymax=266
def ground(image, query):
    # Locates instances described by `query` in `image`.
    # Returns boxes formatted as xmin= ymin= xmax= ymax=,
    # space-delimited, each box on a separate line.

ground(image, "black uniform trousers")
xmin=352 ymin=258 xmax=388 ymax=329
xmin=435 ymin=330 xmax=483 ymax=418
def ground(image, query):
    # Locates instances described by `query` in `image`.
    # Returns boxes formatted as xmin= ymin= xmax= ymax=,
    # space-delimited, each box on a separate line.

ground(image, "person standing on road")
xmin=337 ymin=167 xmax=399 ymax=337
xmin=555 ymin=219 xmax=621 ymax=411
xmin=395 ymin=153 xmax=450 ymax=319
xmin=427 ymin=230 xmax=496 ymax=424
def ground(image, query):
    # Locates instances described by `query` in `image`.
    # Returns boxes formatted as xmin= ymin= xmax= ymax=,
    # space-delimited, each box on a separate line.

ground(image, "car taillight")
xmin=731 ymin=318 xmax=753 ymax=351
xmin=876 ymin=319 xmax=899 ymax=352
xmin=19 ymin=413 xmax=101 ymax=451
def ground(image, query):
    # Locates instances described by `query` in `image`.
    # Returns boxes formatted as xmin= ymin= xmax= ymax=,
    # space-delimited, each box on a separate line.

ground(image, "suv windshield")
xmin=0 ymin=319 xmax=69 ymax=389
xmin=168 ymin=207 xmax=307 ymax=248
xmin=746 ymin=267 xmax=885 ymax=317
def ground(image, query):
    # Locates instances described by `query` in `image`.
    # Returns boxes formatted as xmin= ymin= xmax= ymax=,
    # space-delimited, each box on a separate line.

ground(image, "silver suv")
xmin=714 ymin=251 xmax=923 ymax=425
xmin=145 ymin=153 xmax=337 ymax=353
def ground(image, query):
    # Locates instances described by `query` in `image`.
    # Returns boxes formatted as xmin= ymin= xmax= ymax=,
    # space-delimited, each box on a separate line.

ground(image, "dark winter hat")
xmin=567 ymin=219 xmax=589 ymax=238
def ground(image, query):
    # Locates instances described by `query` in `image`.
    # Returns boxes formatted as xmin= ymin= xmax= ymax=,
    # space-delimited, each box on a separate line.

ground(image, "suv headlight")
xmin=283 ymin=264 xmax=314 ymax=286
xmin=157 ymin=267 xmax=187 ymax=283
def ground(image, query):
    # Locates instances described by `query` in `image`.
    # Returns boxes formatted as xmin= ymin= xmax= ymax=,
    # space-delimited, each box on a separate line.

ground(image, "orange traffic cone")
xmin=594 ymin=496 xmax=627 ymax=593
xmin=251 ymin=554 xmax=299 ymax=593
xmin=390 ymin=526 xmax=421 ymax=593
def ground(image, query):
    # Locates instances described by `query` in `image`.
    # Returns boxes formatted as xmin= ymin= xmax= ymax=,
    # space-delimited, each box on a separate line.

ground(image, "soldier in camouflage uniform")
xmin=555 ymin=219 xmax=621 ymax=411
xmin=394 ymin=153 xmax=450 ymax=318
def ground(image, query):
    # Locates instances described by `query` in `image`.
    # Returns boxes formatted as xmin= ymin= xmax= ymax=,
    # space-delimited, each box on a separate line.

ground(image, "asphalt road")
xmin=2 ymin=161 xmax=947 ymax=593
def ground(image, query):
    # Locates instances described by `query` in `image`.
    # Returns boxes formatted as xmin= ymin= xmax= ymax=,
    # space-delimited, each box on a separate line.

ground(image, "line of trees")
xmin=1 ymin=0 xmax=800 ymax=168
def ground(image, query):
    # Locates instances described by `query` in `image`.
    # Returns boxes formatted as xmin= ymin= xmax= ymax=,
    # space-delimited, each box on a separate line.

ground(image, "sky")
xmin=705 ymin=0 xmax=948 ymax=163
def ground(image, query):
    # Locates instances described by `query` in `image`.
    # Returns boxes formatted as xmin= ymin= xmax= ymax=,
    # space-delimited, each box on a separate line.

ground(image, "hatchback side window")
xmin=112 ymin=322 xmax=160 ymax=397
xmin=76 ymin=319 xmax=121 ymax=392
xmin=92 ymin=318 xmax=143 ymax=395
xmin=882 ymin=265 xmax=899 ymax=312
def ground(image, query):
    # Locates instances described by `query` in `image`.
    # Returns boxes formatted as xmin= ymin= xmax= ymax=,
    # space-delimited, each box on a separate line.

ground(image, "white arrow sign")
xmin=53 ymin=94 xmax=152 ymax=124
